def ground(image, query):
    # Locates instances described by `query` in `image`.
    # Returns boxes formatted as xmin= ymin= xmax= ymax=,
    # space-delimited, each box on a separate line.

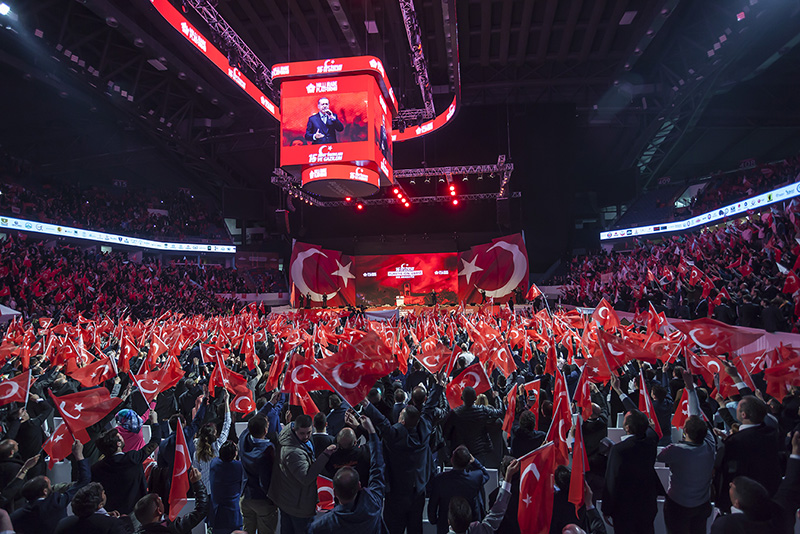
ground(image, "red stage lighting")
xmin=449 ymin=184 xmax=455 ymax=191
xmin=393 ymin=188 xmax=399 ymax=194
xmin=404 ymin=202 xmax=410 ymax=207
xmin=345 ymin=196 xmax=352 ymax=202
xmin=452 ymin=199 xmax=459 ymax=205
xmin=356 ymin=202 xmax=364 ymax=210
xmin=450 ymin=190 xmax=456 ymax=196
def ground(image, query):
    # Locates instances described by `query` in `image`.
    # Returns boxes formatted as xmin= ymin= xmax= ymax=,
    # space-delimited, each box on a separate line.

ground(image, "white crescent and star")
xmin=0 ymin=380 xmax=20 ymax=400
xmin=330 ymin=260 xmax=355 ymax=288
xmin=459 ymin=255 xmax=484 ymax=284
xmin=174 ymin=444 xmax=188 ymax=476
xmin=475 ymin=241 xmax=527 ymax=298
xmin=688 ymin=328 xmax=717 ymax=350
xmin=291 ymin=364 xmax=316 ymax=385
xmin=606 ymin=342 xmax=625 ymax=357
xmin=291 ymin=249 xmax=339 ymax=303
xmin=59 ymin=401 xmax=82 ymax=420
xmin=332 ymin=362 xmax=363 ymax=389
xmin=706 ymin=360 xmax=721 ymax=374
xmin=234 ymin=395 xmax=253 ymax=413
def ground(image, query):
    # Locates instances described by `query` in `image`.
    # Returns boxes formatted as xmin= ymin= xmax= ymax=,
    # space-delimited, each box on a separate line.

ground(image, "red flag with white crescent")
xmin=316 ymin=475 xmax=335 ymax=512
xmin=457 ymin=233 xmax=529 ymax=304
xmin=518 ymin=443 xmax=557 ymax=534
xmin=444 ymin=363 xmax=491 ymax=409
xmin=568 ymin=415 xmax=588 ymax=514
xmin=49 ymin=388 xmax=122 ymax=435
xmin=168 ymin=419 xmax=191 ymax=520
xmin=289 ymin=241 xmax=356 ymax=308
xmin=0 ymin=370 xmax=30 ymax=407
xmin=502 ymin=384 xmax=517 ymax=434
xmin=671 ymin=388 xmax=690 ymax=429
xmin=638 ymin=372 xmax=663 ymax=439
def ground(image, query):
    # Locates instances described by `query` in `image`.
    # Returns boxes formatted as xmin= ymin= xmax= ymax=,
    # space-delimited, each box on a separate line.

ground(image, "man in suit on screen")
xmin=305 ymin=97 xmax=344 ymax=144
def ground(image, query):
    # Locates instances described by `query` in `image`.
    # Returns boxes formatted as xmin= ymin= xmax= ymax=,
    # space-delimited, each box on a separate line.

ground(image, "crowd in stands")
xmin=0 ymin=235 xmax=252 ymax=321
xmin=558 ymin=198 xmax=800 ymax=332
xmin=0 ymin=180 xmax=228 ymax=242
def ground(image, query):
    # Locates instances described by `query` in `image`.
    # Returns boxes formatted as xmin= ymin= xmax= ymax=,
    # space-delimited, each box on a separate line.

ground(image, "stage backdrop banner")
xmin=354 ymin=253 xmax=458 ymax=307
xmin=289 ymin=242 xmax=356 ymax=308
xmin=458 ymin=233 xmax=529 ymax=304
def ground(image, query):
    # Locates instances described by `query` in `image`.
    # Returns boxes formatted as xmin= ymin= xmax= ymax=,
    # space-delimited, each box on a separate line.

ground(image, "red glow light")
xmin=449 ymin=184 xmax=455 ymax=191
xmin=450 ymin=191 xmax=456 ymax=196
xmin=393 ymin=188 xmax=399 ymax=194
xmin=452 ymin=199 xmax=459 ymax=205
xmin=356 ymin=203 xmax=364 ymax=210
xmin=345 ymin=196 xmax=352 ymax=202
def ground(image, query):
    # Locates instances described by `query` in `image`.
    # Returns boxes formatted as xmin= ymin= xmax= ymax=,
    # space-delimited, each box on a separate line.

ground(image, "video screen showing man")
xmin=305 ymin=97 xmax=344 ymax=144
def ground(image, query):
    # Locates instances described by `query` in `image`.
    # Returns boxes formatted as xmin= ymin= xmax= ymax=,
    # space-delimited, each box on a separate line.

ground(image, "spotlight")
xmin=345 ymin=196 xmax=351 ymax=202
xmin=0 ymin=3 xmax=11 ymax=15
xmin=404 ymin=202 xmax=410 ymax=207
xmin=393 ymin=188 xmax=399 ymax=194
xmin=452 ymin=199 xmax=459 ymax=206
xmin=449 ymin=184 xmax=455 ymax=191
xmin=356 ymin=202 xmax=364 ymax=210
xmin=450 ymin=191 xmax=456 ymax=196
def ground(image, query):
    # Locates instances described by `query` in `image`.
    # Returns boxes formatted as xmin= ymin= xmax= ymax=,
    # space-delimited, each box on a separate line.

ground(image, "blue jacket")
xmin=427 ymin=459 xmax=490 ymax=534
xmin=308 ymin=433 xmax=387 ymax=534
xmin=239 ymin=400 xmax=280 ymax=501
xmin=209 ymin=458 xmax=243 ymax=530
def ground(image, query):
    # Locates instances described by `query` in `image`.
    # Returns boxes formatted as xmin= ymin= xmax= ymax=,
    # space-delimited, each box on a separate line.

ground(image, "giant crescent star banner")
xmin=289 ymin=233 xmax=528 ymax=307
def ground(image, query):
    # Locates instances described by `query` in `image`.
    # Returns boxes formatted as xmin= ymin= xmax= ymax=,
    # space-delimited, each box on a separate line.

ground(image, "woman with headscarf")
xmin=114 ymin=399 xmax=157 ymax=452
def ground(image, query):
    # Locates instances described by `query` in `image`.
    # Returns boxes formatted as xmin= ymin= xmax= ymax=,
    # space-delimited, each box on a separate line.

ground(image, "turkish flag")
xmin=284 ymin=354 xmax=332 ymax=395
xmin=597 ymin=329 xmax=658 ymax=370
xmin=572 ymin=368 xmax=593 ymax=420
xmin=525 ymin=283 xmax=542 ymax=301
xmin=42 ymin=423 xmax=78 ymax=468
xmin=132 ymin=363 xmax=183 ymax=404
xmin=0 ymin=371 xmax=30 ymax=406
xmin=230 ymin=391 xmax=256 ymax=414
xmin=415 ymin=343 xmax=450 ymax=375
xmin=785 ymin=271 xmax=800 ymax=294
xmin=591 ymin=298 xmax=620 ymax=331
xmin=765 ymin=357 xmax=800 ymax=399
xmin=490 ymin=342 xmax=517 ymax=378
xmin=568 ymin=415 xmax=588 ymax=514
xmin=638 ymin=372 xmax=663 ymax=439
xmin=688 ymin=265 xmax=704 ymax=286
xmin=147 ymin=333 xmax=169 ymax=367
xmin=316 ymin=475 xmax=335 ymax=512
xmin=672 ymin=317 xmax=763 ymax=357
xmin=502 ymin=384 xmax=518 ymax=434
xmin=68 ymin=355 xmax=116 ymax=388
xmin=118 ymin=334 xmax=137 ymax=374
xmin=168 ymin=419 xmax=191 ymax=520
xmin=289 ymin=242 xmax=356 ymax=308
xmin=49 ymin=388 xmax=122 ymax=435
xmin=311 ymin=332 xmax=395 ymax=407
xmin=518 ymin=443 xmax=557 ymax=534
xmin=200 ymin=343 xmax=229 ymax=365
xmin=671 ymin=388 xmax=690 ymax=429
xmin=457 ymin=233 xmax=529 ymax=303
xmin=240 ymin=332 xmax=259 ymax=371
xmin=545 ymin=396 xmax=572 ymax=466
xmin=445 ymin=363 xmax=491 ymax=409
xmin=522 ymin=380 xmax=540 ymax=419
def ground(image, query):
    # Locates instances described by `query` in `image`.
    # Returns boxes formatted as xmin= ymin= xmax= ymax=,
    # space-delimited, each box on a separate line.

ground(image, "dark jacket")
xmin=91 ymin=422 xmax=161 ymax=515
xmin=268 ymin=422 xmax=330 ymax=518
xmin=365 ymin=383 xmax=443 ymax=496
xmin=11 ymin=458 xmax=91 ymax=533
xmin=428 ymin=459 xmax=490 ymax=534
xmin=711 ymin=456 xmax=800 ymax=534
xmin=54 ymin=513 xmax=133 ymax=534
xmin=238 ymin=425 xmax=274 ymax=502
xmin=136 ymin=479 xmax=208 ymax=534
xmin=324 ymin=443 xmax=370 ymax=483
xmin=510 ymin=426 xmax=546 ymax=459
xmin=601 ymin=427 xmax=660 ymax=522
xmin=307 ymin=433 xmax=388 ymax=534
xmin=443 ymin=403 xmax=504 ymax=460
xmin=208 ymin=458 xmax=243 ymax=530
xmin=156 ymin=404 xmax=206 ymax=472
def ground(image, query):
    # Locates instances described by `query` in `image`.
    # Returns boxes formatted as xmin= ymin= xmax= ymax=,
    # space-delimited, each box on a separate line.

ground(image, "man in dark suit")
xmin=603 ymin=377 xmax=660 ymax=534
xmin=11 ymin=439 xmax=90 ymax=534
xmin=737 ymin=294 xmax=761 ymax=327
xmin=54 ymin=482 xmax=132 ymax=533
xmin=714 ymin=391 xmax=782 ymax=512
xmin=442 ymin=386 xmax=504 ymax=466
xmin=134 ymin=467 xmax=208 ymax=534
xmin=390 ymin=388 xmax=406 ymax=424
xmin=711 ymin=431 xmax=800 ymax=534
xmin=91 ymin=412 xmax=161 ymax=515
xmin=312 ymin=412 xmax=335 ymax=460
xmin=304 ymin=97 xmax=344 ymax=144
xmin=363 ymin=379 xmax=444 ymax=534
xmin=428 ymin=445 xmax=489 ymax=534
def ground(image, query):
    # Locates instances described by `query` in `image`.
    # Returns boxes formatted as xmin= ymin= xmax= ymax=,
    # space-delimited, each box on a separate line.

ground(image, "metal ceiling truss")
xmin=184 ymin=0 xmax=275 ymax=95
xmin=397 ymin=0 xmax=435 ymax=120
xmin=271 ymin=156 xmax=518 ymax=207
xmin=625 ymin=0 xmax=779 ymax=190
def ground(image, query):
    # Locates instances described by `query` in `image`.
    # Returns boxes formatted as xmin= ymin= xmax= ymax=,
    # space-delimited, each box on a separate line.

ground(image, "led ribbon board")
xmin=600 ymin=180 xmax=800 ymax=241
xmin=148 ymin=0 xmax=460 ymax=143
xmin=0 ymin=215 xmax=236 ymax=253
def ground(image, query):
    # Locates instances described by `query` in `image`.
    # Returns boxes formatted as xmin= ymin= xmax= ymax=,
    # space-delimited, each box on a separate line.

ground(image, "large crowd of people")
xmin=0 ymin=235 xmax=252 ymax=321
xmin=0 ymin=180 xmax=228 ymax=242
xmin=0 ymin=265 xmax=797 ymax=534
xmin=558 ymin=198 xmax=800 ymax=333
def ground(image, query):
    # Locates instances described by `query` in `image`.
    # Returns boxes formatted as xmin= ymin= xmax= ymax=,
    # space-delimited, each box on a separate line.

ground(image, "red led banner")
xmin=149 ymin=0 xmax=279 ymax=120
xmin=354 ymin=253 xmax=459 ymax=307
xmin=301 ymin=164 xmax=380 ymax=197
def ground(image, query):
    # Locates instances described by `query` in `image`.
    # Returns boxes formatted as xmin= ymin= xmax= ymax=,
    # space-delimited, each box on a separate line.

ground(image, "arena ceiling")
xmin=1 ymin=0 xmax=800 ymax=252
